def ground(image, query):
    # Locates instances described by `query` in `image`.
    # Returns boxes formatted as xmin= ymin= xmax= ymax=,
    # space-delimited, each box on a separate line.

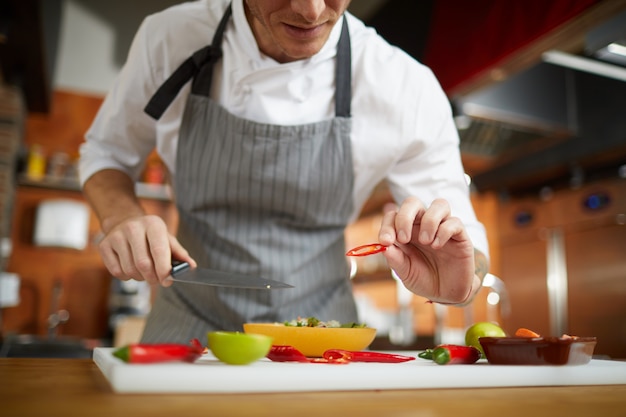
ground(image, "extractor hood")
xmin=543 ymin=9 xmax=626 ymax=82
xmin=454 ymin=62 xmax=575 ymax=159
xmin=454 ymin=9 xmax=626 ymax=195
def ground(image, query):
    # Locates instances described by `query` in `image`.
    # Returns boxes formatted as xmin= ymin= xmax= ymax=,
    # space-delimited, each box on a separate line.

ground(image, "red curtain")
xmin=423 ymin=0 xmax=601 ymax=94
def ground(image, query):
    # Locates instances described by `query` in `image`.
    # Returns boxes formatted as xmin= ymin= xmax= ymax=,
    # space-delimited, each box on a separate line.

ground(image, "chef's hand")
xmin=97 ymin=214 xmax=196 ymax=287
xmin=378 ymin=197 xmax=487 ymax=305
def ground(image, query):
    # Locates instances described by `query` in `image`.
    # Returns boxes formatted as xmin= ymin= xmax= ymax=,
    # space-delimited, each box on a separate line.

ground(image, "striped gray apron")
xmin=140 ymin=5 xmax=357 ymax=343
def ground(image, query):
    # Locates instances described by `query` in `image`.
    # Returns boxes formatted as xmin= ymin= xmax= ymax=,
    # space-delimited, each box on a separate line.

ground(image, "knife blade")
xmin=170 ymin=261 xmax=294 ymax=289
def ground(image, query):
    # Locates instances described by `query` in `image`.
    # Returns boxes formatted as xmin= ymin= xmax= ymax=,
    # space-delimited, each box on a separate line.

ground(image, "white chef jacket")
xmin=79 ymin=0 xmax=489 ymax=258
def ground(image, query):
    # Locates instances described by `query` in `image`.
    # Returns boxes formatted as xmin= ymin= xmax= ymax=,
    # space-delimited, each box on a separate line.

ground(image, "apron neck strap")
xmin=190 ymin=4 xmax=233 ymax=96
xmin=145 ymin=4 xmax=351 ymax=120
xmin=144 ymin=4 xmax=232 ymax=120
xmin=335 ymin=15 xmax=351 ymax=118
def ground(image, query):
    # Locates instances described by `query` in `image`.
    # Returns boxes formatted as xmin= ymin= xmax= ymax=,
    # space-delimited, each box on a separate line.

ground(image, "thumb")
xmin=168 ymin=234 xmax=197 ymax=269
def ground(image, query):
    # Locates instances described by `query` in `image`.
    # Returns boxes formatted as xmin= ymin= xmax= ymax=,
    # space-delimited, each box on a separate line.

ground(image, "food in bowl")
xmin=243 ymin=318 xmax=376 ymax=357
xmin=283 ymin=316 xmax=367 ymax=328
xmin=208 ymin=331 xmax=273 ymax=365
xmin=479 ymin=335 xmax=597 ymax=365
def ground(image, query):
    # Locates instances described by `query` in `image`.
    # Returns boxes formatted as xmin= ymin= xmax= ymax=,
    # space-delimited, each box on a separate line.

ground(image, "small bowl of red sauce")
xmin=479 ymin=335 xmax=597 ymax=366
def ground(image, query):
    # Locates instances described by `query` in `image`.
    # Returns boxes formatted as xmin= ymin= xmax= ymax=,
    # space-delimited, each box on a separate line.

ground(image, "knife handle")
xmin=171 ymin=261 xmax=191 ymax=277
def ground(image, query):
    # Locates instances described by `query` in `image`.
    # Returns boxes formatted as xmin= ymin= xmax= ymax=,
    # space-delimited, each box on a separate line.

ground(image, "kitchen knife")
xmin=170 ymin=261 xmax=294 ymax=289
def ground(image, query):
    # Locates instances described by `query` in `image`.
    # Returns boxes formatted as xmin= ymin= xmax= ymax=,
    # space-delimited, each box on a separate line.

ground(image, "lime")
xmin=465 ymin=322 xmax=506 ymax=356
xmin=208 ymin=331 xmax=273 ymax=365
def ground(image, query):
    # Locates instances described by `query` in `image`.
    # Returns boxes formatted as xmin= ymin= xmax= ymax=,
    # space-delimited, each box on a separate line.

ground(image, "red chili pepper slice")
xmin=267 ymin=345 xmax=348 ymax=364
xmin=323 ymin=349 xmax=415 ymax=363
xmin=113 ymin=338 xmax=205 ymax=364
xmin=345 ymin=243 xmax=387 ymax=257
xmin=267 ymin=345 xmax=311 ymax=362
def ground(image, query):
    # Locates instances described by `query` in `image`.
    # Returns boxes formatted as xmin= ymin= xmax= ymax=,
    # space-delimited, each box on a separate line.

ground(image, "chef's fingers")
xmin=98 ymin=215 xmax=158 ymax=285
xmin=382 ymin=202 xmax=399 ymax=214
xmin=159 ymin=235 xmax=197 ymax=287
xmin=168 ymin=235 xmax=196 ymax=270
xmin=143 ymin=216 xmax=177 ymax=286
xmin=428 ymin=216 xmax=466 ymax=249
xmin=379 ymin=198 xmax=424 ymax=245
xmin=124 ymin=217 xmax=161 ymax=286
xmin=378 ymin=206 xmax=399 ymax=245
xmin=415 ymin=198 xmax=452 ymax=246
xmin=394 ymin=197 xmax=427 ymax=244
xmin=98 ymin=230 xmax=148 ymax=284
xmin=98 ymin=235 xmax=129 ymax=280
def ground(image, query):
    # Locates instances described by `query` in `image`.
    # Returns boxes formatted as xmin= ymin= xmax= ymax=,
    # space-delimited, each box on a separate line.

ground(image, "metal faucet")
xmin=389 ymin=270 xmax=416 ymax=346
xmin=47 ymin=281 xmax=70 ymax=339
xmin=433 ymin=273 xmax=511 ymax=345
xmin=481 ymin=273 xmax=511 ymax=323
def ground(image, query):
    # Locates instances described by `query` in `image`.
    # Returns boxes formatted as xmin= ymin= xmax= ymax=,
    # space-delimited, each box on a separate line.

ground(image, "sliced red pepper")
xmin=419 ymin=344 xmax=481 ymax=365
xmin=113 ymin=338 xmax=204 ymax=364
xmin=267 ymin=345 xmax=311 ymax=362
xmin=323 ymin=349 xmax=415 ymax=363
xmin=345 ymin=243 xmax=387 ymax=257
xmin=267 ymin=345 xmax=348 ymax=364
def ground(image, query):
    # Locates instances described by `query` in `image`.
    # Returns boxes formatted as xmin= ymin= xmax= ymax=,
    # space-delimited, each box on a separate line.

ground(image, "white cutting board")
xmin=93 ymin=347 xmax=626 ymax=394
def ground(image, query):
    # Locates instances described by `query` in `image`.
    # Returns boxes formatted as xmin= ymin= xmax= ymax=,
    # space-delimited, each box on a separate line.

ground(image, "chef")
xmin=79 ymin=0 xmax=490 ymax=343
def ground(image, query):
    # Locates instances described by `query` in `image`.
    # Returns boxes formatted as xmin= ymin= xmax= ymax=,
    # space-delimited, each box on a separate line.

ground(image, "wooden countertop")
xmin=2 ymin=358 xmax=625 ymax=417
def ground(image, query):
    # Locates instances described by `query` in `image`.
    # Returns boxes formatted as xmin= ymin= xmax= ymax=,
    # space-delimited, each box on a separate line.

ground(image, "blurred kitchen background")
xmin=0 ymin=0 xmax=624 ymax=358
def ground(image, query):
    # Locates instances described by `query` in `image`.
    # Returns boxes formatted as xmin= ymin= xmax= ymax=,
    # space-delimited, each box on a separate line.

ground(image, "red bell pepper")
xmin=323 ymin=349 xmax=415 ymax=363
xmin=113 ymin=338 xmax=204 ymax=364
xmin=418 ymin=344 xmax=481 ymax=365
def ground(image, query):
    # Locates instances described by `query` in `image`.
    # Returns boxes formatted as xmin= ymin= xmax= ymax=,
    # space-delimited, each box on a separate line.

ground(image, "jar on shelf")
xmin=26 ymin=145 xmax=46 ymax=181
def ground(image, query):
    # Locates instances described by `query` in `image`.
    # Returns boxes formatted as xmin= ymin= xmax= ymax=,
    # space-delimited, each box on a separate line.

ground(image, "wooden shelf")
xmin=17 ymin=175 xmax=172 ymax=201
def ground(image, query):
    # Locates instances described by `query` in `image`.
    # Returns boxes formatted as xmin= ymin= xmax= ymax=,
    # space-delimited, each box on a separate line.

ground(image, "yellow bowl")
xmin=243 ymin=323 xmax=377 ymax=357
